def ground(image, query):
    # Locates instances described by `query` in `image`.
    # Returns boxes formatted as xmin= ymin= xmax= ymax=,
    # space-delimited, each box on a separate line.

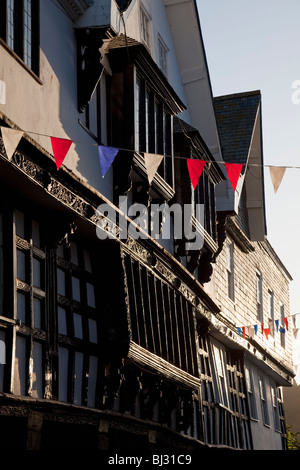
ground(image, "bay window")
xmin=135 ymin=73 xmax=173 ymax=187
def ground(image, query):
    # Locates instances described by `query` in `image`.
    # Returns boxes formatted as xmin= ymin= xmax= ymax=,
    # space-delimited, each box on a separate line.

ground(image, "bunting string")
xmin=1 ymin=126 xmax=299 ymax=191
xmin=237 ymin=318 xmax=288 ymax=340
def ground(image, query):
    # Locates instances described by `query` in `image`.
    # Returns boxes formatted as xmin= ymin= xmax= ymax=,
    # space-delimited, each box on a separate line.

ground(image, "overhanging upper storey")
xmin=57 ymin=0 xmax=134 ymax=22
xmin=57 ymin=0 xmax=95 ymax=21
xmin=214 ymin=91 xmax=267 ymax=241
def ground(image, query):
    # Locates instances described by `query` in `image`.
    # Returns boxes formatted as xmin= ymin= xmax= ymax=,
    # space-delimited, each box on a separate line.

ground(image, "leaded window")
xmin=135 ymin=73 xmax=173 ymax=187
xmin=0 ymin=0 xmax=39 ymax=74
xmin=198 ymin=334 xmax=252 ymax=449
xmin=123 ymin=251 xmax=198 ymax=376
xmin=56 ymin=240 xmax=99 ymax=407
xmin=14 ymin=208 xmax=46 ymax=398
xmin=0 ymin=203 xmax=101 ymax=410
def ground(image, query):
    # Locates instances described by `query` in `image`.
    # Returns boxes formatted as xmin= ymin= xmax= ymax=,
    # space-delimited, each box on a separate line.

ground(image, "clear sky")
xmin=196 ymin=0 xmax=300 ymax=318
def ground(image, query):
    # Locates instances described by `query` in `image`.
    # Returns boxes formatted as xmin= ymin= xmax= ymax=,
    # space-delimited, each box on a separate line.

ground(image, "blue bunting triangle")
xmin=98 ymin=145 xmax=119 ymax=177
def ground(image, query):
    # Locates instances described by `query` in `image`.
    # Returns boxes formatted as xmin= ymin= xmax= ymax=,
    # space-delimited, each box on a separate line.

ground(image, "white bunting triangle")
xmin=1 ymin=127 xmax=23 ymax=160
xmin=269 ymin=166 xmax=286 ymax=194
xmin=144 ymin=153 xmax=164 ymax=185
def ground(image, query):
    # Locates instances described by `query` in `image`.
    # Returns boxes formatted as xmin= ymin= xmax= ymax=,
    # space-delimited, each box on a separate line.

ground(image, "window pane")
xmin=84 ymin=249 xmax=92 ymax=272
xmin=87 ymin=355 xmax=98 ymax=407
xmin=56 ymin=244 xmax=64 ymax=258
xmin=17 ymin=292 xmax=27 ymax=323
xmin=73 ymin=352 xmax=83 ymax=405
xmin=33 ymin=258 xmax=42 ymax=288
xmin=70 ymin=242 xmax=78 ymax=265
xmin=33 ymin=298 xmax=42 ymax=329
xmin=135 ymin=76 xmax=141 ymax=151
xmin=14 ymin=335 xmax=27 ymax=396
xmin=88 ymin=318 xmax=97 ymax=343
xmin=86 ymin=282 xmax=95 ymax=308
xmin=24 ymin=0 xmax=33 ymax=69
xmin=0 ymin=330 xmax=5 ymax=392
xmin=17 ymin=250 xmax=26 ymax=281
xmin=7 ymin=0 xmax=15 ymax=50
xmin=57 ymin=268 xmax=66 ymax=296
xmin=73 ymin=313 xmax=83 ymax=339
xmin=15 ymin=209 xmax=25 ymax=238
xmin=58 ymin=306 xmax=67 ymax=335
xmin=32 ymin=341 xmax=43 ymax=398
xmin=58 ymin=346 xmax=69 ymax=402
xmin=72 ymin=276 xmax=81 ymax=302
xmin=32 ymin=220 xmax=40 ymax=247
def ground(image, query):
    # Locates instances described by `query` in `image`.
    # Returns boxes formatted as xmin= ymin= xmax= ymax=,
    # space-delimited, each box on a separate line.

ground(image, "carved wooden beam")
xmin=57 ymin=0 xmax=94 ymax=21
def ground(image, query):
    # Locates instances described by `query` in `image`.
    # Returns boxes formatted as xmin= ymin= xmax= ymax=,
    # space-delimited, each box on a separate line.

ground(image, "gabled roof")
xmin=213 ymin=90 xmax=266 ymax=240
xmin=213 ymin=91 xmax=261 ymax=165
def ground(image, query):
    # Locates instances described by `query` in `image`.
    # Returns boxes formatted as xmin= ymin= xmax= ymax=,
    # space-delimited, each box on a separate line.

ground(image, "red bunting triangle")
xmin=263 ymin=328 xmax=270 ymax=340
xmin=225 ymin=163 xmax=244 ymax=191
xmin=283 ymin=317 xmax=288 ymax=331
xmin=50 ymin=137 xmax=73 ymax=170
xmin=187 ymin=159 xmax=206 ymax=190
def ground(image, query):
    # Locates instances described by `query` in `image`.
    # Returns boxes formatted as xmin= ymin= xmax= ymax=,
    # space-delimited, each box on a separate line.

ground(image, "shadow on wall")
xmin=40 ymin=1 xmax=112 ymax=197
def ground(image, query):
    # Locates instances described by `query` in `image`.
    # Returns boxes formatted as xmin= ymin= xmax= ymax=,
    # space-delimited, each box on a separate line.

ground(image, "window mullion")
xmin=14 ymin=0 xmax=24 ymax=59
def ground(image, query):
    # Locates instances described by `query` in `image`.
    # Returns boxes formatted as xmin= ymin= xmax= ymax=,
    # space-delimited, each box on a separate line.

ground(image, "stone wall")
xmin=206 ymin=220 xmax=293 ymax=372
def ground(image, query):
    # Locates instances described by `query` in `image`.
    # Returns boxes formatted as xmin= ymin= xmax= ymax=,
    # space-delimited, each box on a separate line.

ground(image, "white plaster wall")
xmin=0 ymin=1 xmax=117 ymax=201
xmin=0 ymin=0 xmax=193 ymax=202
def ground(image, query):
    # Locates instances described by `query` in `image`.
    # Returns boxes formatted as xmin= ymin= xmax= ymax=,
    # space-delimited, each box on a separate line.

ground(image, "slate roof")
xmin=105 ymin=33 xmax=141 ymax=51
xmin=213 ymin=91 xmax=261 ymax=164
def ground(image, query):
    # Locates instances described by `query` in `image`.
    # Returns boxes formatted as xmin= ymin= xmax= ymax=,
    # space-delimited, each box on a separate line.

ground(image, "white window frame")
xmin=211 ymin=342 xmax=230 ymax=408
xmin=267 ymin=290 xmax=274 ymax=336
xmin=158 ymin=34 xmax=168 ymax=75
xmin=258 ymin=377 xmax=270 ymax=427
xmin=140 ymin=5 xmax=151 ymax=50
xmin=226 ymin=241 xmax=234 ymax=301
xmin=256 ymin=271 xmax=263 ymax=322
xmin=280 ymin=303 xmax=286 ymax=349
xmin=245 ymin=366 xmax=258 ymax=420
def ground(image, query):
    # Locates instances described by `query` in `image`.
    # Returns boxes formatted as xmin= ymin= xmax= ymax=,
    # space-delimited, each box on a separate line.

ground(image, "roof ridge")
xmin=214 ymin=90 xmax=261 ymax=102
